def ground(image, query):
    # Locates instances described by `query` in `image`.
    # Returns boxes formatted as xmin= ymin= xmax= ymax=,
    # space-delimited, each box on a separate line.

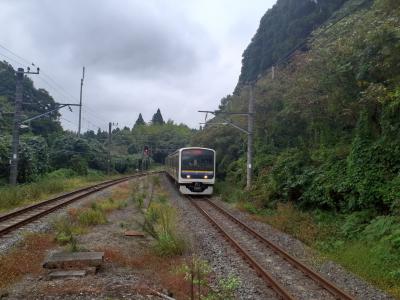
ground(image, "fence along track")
xmin=189 ymin=196 xmax=355 ymax=300
xmin=0 ymin=172 xmax=160 ymax=237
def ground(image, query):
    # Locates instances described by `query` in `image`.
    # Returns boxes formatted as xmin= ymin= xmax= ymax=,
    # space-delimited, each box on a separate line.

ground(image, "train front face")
xmin=179 ymin=148 xmax=215 ymax=195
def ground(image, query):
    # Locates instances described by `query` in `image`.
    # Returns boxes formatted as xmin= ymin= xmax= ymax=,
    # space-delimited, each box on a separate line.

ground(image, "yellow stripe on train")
xmin=181 ymin=170 xmax=214 ymax=174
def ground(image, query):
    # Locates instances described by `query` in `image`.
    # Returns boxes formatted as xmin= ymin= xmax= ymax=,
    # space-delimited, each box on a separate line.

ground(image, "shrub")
xmin=70 ymin=155 xmax=88 ymax=175
xmin=144 ymin=202 xmax=187 ymax=256
xmin=77 ymin=208 xmax=107 ymax=226
xmin=154 ymin=232 xmax=186 ymax=257
xmin=53 ymin=216 xmax=75 ymax=246
xmin=341 ymin=210 xmax=375 ymax=239
xmin=363 ymin=216 xmax=400 ymax=243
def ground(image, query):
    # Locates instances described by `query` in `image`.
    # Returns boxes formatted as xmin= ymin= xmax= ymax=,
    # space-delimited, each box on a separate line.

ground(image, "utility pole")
xmin=9 ymin=66 xmax=40 ymax=185
xmin=247 ymin=86 xmax=254 ymax=190
xmin=77 ymin=66 xmax=85 ymax=137
xmin=198 ymin=85 xmax=256 ymax=190
xmin=107 ymin=122 xmax=112 ymax=175
xmin=107 ymin=122 xmax=118 ymax=175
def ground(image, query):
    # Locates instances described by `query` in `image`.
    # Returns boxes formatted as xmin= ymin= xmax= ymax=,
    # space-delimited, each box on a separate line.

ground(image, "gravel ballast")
xmin=211 ymin=197 xmax=394 ymax=300
xmin=162 ymin=175 xmax=278 ymax=300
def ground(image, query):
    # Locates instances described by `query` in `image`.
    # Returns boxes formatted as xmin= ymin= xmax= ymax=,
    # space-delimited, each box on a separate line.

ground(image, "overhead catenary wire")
xmin=0 ymin=41 xmax=103 ymax=136
xmin=0 ymin=41 xmax=80 ymax=106
xmin=0 ymin=43 xmax=32 ymax=66
xmin=0 ymin=51 xmax=25 ymax=68
xmin=83 ymin=105 xmax=108 ymax=123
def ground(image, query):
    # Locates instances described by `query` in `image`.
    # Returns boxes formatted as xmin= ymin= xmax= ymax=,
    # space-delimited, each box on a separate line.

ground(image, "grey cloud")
xmin=17 ymin=0 xmax=217 ymax=77
xmin=0 ymin=0 xmax=274 ymax=131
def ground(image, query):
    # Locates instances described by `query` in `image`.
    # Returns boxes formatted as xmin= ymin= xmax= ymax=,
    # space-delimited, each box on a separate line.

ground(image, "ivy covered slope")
xmin=194 ymin=0 xmax=400 ymax=295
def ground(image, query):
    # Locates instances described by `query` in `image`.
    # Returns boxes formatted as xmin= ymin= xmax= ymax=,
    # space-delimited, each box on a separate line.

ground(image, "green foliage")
xmin=177 ymin=256 xmax=240 ymax=300
xmin=129 ymin=119 xmax=193 ymax=164
xmin=340 ymin=210 xmax=375 ymax=239
xmin=151 ymin=108 xmax=165 ymax=125
xmin=0 ymin=61 xmax=62 ymax=137
xmin=70 ymin=155 xmax=88 ymax=175
xmin=50 ymin=134 xmax=108 ymax=172
xmin=144 ymin=200 xmax=186 ymax=256
xmin=239 ymin=0 xmax=349 ymax=86
xmin=193 ymin=1 xmax=400 ymax=295
xmin=198 ymin=0 xmax=400 ymax=214
xmin=134 ymin=113 xmax=145 ymax=127
xmin=77 ymin=207 xmax=107 ymax=226
xmin=362 ymin=216 xmax=400 ymax=244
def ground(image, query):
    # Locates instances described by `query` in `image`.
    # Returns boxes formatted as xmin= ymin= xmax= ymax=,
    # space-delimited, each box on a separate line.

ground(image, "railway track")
xmin=0 ymin=172 xmax=159 ymax=237
xmin=188 ymin=197 xmax=355 ymax=300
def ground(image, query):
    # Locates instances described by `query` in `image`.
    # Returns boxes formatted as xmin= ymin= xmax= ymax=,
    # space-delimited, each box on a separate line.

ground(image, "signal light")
xmin=143 ymin=146 xmax=149 ymax=155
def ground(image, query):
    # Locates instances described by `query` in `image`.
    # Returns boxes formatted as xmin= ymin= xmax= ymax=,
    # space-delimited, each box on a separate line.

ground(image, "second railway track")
xmin=188 ymin=197 xmax=355 ymax=300
xmin=0 ymin=172 xmax=159 ymax=237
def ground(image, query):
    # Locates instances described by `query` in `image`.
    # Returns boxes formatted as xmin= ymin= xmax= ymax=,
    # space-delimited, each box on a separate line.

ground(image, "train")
xmin=165 ymin=147 xmax=216 ymax=195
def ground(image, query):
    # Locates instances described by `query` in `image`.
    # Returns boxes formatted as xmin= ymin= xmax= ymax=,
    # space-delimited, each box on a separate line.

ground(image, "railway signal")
xmin=143 ymin=145 xmax=149 ymax=156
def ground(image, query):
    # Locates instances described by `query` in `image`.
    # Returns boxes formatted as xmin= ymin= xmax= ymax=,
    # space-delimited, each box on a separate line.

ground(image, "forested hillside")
xmin=194 ymin=0 xmax=400 ymax=295
xmin=198 ymin=0 xmax=400 ymax=213
xmin=238 ymin=0 xmax=351 ymax=87
xmin=0 ymin=61 xmax=193 ymax=183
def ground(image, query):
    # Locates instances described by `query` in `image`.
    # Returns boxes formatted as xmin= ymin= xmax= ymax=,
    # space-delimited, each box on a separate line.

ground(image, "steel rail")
xmin=0 ymin=177 xmax=126 ymax=223
xmin=0 ymin=171 xmax=160 ymax=237
xmin=188 ymin=196 xmax=295 ymax=300
xmin=205 ymin=198 xmax=355 ymax=300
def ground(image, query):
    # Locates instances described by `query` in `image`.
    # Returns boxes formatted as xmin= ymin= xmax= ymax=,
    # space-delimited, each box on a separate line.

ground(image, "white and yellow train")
xmin=165 ymin=147 xmax=216 ymax=195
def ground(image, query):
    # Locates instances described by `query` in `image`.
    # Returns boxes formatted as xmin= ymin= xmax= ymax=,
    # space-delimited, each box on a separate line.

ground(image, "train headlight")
xmin=204 ymin=175 xmax=208 ymax=179
xmin=186 ymin=175 xmax=191 ymax=179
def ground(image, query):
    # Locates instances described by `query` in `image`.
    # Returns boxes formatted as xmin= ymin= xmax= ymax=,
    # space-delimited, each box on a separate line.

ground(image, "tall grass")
xmin=239 ymin=201 xmax=400 ymax=298
xmin=144 ymin=202 xmax=186 ymax=256
xmin=0 ymin=169 xmax=108 ymax=212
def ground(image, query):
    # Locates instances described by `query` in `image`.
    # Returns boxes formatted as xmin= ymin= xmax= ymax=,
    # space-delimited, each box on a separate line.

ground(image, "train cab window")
xmin=181 ymin=149 xmax=214 ymax=171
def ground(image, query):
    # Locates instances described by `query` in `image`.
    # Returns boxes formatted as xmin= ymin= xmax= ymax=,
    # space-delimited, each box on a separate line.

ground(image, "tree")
xmin=151 ymin=108 xmax=165 ymax=125
xmin=134 ymin=113 xmax=145 ymax=127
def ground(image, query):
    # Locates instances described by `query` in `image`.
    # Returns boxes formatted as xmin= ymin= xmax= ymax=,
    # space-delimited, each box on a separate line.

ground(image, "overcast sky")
xmin=0 ymin=0 xmax=276 ymax=131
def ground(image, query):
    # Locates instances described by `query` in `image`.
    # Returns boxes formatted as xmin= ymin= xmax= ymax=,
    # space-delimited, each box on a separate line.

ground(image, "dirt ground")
xmin=2 ymin=176 xmax=183 ymax=300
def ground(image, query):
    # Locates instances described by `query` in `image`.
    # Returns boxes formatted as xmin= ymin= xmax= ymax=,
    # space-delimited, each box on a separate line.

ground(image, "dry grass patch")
xmin=240 ymin=202 xmax=320 ymax=246
xmin=111 ymin=182 xmax=132 ymax=200
xmin=0 ymin=233 xmax=55 ymax=290
xmin=102 ymin=247 xmax=190 ymax=299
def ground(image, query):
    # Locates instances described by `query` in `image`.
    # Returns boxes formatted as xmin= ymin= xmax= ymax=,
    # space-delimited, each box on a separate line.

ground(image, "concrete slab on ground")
xmin=43 ymin=251 xmax=104 ymax=269
xmin=48 ymin=270 xmax=87 ymax=279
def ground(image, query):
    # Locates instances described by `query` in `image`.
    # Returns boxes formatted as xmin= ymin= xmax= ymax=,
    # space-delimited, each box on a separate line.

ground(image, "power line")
xmin=0 ymin=41 xmax=80 ymax=107
xmin=83 ymin=105 xmax=108 ymax=123
xmin=40 ymin=71 xmax=79 ymax=102
xmin=0 ymin=43 xmax=32 ymax=66
xmin=0 ymin=51 xmax=25 ymax=67
xmin=82 ymin=116 xmax=103 ymax=131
